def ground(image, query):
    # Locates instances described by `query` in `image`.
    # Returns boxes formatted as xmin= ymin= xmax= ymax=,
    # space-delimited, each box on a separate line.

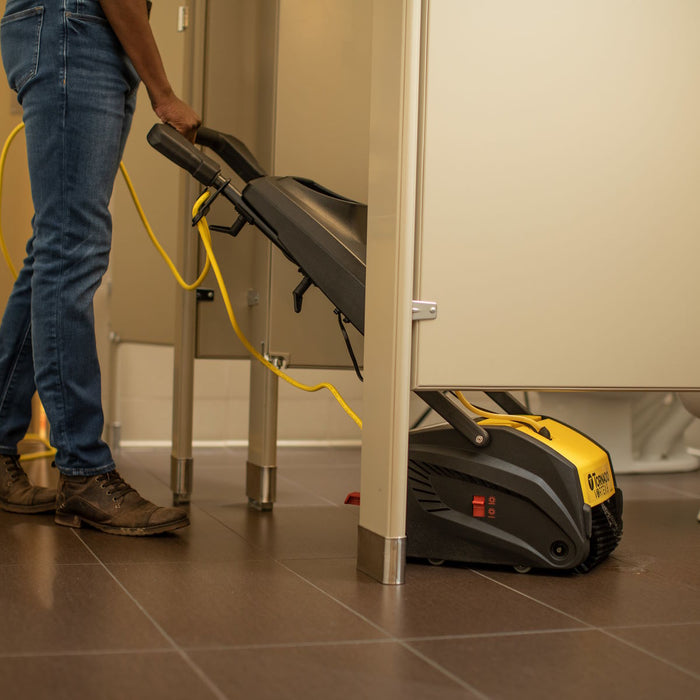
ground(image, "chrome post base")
xmin=246 ymin=461 xmax=276 ymax=511
xmin=356 ymin=525 xmax=406 ymax=585
xmin=170 ymin=455 xmax=193 ymax=505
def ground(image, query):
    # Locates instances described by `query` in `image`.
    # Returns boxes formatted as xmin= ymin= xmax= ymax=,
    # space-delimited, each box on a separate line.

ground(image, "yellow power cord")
xmin=2 ymin=124 xmax=545 ymax=440
xmin=1 ymin=122 xmax=362 ymax=432
xmin=0 ymin=121 xmax=24 ymax=279
xmin=453 ymin=391 xmax=548 ymax=436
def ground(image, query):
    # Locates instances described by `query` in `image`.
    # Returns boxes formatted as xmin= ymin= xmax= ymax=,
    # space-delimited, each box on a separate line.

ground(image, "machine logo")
xmin=587 ymin=470 xmax=612 ymax=500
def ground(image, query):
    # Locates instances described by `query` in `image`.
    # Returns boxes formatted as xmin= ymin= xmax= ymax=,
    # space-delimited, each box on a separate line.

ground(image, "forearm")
xmin=98 ymin=0 xmax=173 ymax=106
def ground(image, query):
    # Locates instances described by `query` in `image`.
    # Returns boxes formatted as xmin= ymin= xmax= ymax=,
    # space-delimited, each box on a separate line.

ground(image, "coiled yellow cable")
xmin=119 ymin=161 xmax=211 ymax=291
xmin=189 ymin=191 xmax=362 ymax=429
xmin=453 ymin=390 xmax=547 ymax=435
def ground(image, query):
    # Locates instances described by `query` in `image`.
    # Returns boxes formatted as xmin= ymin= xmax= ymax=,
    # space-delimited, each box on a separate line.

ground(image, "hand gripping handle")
xmin=147 ymin=124 xmax=222 ymax=187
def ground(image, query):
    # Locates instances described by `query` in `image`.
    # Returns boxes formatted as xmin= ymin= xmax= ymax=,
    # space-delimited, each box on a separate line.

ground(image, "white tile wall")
xmin=114 ymin=343 xmax=363 ymax=444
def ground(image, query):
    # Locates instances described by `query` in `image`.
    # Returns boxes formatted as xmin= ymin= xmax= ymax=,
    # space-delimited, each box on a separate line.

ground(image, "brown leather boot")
xmin=0 ymin=454 xmax=57 ymax=513
xmin=55 ymin=469 xmax=189 ymax=535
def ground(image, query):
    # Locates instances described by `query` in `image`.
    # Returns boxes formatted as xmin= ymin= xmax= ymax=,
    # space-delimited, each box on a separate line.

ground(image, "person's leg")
xmin=0 ymin=2 xmax=56 ymax=512
xmin=0 ymin=0 xmax=187 ymax=530
xmin=46 ymin=1 xmax=187 ymax=534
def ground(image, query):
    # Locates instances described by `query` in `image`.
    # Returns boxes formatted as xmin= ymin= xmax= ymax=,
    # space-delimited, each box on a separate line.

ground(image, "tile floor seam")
xmin=71 ymin=529 xmax=229 ymax=700
xmin=203 ymin=510 xmax=271 ymax=557
xmin=597 ymin=628 xmax=700 ymax=682
xmin=652 ymin=482 xmax=700 ymax=498
xmin=470 ymin=568 xmax=700 ymax=683
xmin=0 ymin=648 xmax=182 ymax=659
xmin=277 ymin=560 xmax=490 ymax=699
xmin=603 ymin=621 xmax=700 ymax=631
xmin=469 ymin=569 xmax=596 ymax=629
xmin=276 ymin=473 xmax=338 ymax=506
xmin=182 ymin=639 xmax=399 ymax=652
xmin=399 ymin=627 xmax=595 ymax=643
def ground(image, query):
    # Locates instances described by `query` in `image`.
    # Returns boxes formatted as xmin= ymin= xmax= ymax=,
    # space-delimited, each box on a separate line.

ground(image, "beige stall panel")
xmin=110 ymin=0 xmax=190 ymax=344
xmin=413 ymin=0 xmax=700 ymax=390
xmin=270 ymin=0 xmax=372 ymax=367
xmin=194 ymin=0 xmax=278 ymax=359
xmin=196 ymin=0 xmax=370 ymax=367
xmin=266 ymin=0 xmax=370 ymax=367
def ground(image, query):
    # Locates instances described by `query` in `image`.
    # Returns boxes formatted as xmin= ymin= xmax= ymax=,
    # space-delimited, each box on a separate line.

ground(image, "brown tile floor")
xmin=2 ymin=446 xmax=699 ymax=699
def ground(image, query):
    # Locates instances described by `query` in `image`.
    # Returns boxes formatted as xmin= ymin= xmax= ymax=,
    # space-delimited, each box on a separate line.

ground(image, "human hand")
xmin=153 ymin=93 xmax=201 ymax=143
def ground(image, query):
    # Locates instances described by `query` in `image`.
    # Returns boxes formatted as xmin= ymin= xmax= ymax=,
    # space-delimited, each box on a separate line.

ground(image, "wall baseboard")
xmin=118 ymin=439 xmax=362 ymax=450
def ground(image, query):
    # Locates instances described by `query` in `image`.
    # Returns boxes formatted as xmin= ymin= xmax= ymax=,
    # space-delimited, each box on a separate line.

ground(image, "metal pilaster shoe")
xmin=54 ymin=469 xmax=189 ymax=535
xmin=0 ymin=454 xmax=57 ymax=513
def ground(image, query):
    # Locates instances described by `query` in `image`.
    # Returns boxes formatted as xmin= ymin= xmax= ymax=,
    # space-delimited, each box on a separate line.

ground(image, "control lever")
xmin=293 ymin=275 xmax=313 ymax=313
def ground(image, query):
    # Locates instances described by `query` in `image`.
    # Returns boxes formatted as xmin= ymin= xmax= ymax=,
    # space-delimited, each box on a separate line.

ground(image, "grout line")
xmin=470 ymin=568 xmax=700 ymax=682
xmin=652 ymin=482 xmax=700 ymax=499
xmin=0 ymin=648 xmax=181 ymax=659
xmin=275 ymin=473 xmax=338 ymax=506
xmin=604 ymin=621 xmax=700 ymax=631
xmin=278 ymin=561 xmax=490 ymax=699
xmin=70 ymin=530 xmax=228 ymax=700
xmin=600 ymin=629 xmax=700 ymax=681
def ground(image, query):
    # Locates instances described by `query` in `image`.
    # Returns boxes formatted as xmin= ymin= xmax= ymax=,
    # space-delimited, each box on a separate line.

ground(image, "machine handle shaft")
xmin=147 ymin=124 xmax=222 ymax=187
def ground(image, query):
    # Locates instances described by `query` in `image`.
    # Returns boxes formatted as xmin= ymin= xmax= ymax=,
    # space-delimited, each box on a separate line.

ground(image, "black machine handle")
xmin=147 ymin=124 xmax=222 ymax=187
xmin=414 ymin=390 xmax=491 ymax=448
xmin=195 ymin=126 xmax=267 ymax=182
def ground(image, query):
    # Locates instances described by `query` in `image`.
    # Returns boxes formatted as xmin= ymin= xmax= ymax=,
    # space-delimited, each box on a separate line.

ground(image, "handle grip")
xmin=147 ymin=124 xmax=221 ymax=186
xmin=195 ymin=126 xmax=267 ymax=182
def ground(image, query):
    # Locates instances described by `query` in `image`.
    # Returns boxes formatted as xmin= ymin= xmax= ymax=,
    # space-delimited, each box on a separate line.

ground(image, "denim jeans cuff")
xmin=57 ymin=462 xmax=115 ymax=478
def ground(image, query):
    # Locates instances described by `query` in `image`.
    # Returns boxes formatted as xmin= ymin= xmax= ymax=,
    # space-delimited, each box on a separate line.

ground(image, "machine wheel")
xmin=427 ymin=558 xmax=446 ymax=566
xmin=513 ymin=565 xmax=531 ymax=574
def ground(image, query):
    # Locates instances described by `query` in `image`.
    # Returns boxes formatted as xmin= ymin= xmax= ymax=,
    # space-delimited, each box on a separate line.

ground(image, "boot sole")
xmin=55 ymin=511 xmax=190 ymax=536
xmin=0 ymin=500 xmax=56 ymax=514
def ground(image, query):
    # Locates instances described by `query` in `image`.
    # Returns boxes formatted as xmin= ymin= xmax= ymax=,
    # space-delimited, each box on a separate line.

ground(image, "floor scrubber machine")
xmin=148 ymin=124 xmax=623 ymax=573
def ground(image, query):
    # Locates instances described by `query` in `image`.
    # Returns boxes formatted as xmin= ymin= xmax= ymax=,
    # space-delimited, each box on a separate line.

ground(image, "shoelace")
xmin=97 ymin=471 xmax=136 ymax=502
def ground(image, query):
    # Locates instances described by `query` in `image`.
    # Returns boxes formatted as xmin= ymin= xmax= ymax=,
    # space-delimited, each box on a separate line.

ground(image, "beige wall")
xmin=116 ymin=343 xmax=363 ymax=444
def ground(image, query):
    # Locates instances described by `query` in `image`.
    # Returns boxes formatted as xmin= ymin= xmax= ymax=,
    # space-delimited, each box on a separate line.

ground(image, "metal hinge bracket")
xmin=177 ymin=6 xmax=189 ymax=32
xmin=412 ymin=300 xmax=438 ymax=321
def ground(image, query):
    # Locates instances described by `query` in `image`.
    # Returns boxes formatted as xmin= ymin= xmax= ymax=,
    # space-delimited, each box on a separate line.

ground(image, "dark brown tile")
xmin=410 ymin=630 xmax=700 ymax=700
xmin=277 ymin=465 xmax=361 ymax=506
xmin=609 ymin=623 xmax=700 ymax=675
xmin=284 ymin=558 xmax=581 ymax=638
xmin=616 ymin=471 xmax=700 ymax=501
xmin=0 ymin=511 xmax=94 ymax=565
xmin=206 ymin=503 xmax=359 ymax=559
xmin=0 ymin=564 xmax=169 ymax=654
xmin=0 ymin=652 xmax=218 ymax=700
xmin=117 ymin=448 xmax=249 ymax=504
xmin=477 ymin=557 xmax=700 ymax=627
xmin=609 ymin=500 xmax=700 ymax=584
xmin=74 ymin=506 xmax=266 ymax=564
xmin=109 ymin=559 xmax=388 ymax=647
xmin=189 ymin=642 xmax=477 ymax=699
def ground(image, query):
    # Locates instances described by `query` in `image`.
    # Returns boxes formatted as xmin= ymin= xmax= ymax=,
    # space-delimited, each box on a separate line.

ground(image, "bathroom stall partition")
xmin=110 ymin=1 xmax=700 ymax=584
xmin=358 ymin=0 xmax=700 ymax=583
xmin=109 ymin=0 xmax=370 ymax=505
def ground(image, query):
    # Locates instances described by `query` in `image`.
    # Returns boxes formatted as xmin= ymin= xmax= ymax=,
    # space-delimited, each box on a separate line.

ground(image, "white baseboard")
xmin=118 ymin=439 xmax=362 ymax=450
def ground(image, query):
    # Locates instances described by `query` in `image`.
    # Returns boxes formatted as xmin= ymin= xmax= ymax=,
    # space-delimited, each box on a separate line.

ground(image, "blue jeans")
xmin=0 ymin=0 xmax=139 ymax=475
